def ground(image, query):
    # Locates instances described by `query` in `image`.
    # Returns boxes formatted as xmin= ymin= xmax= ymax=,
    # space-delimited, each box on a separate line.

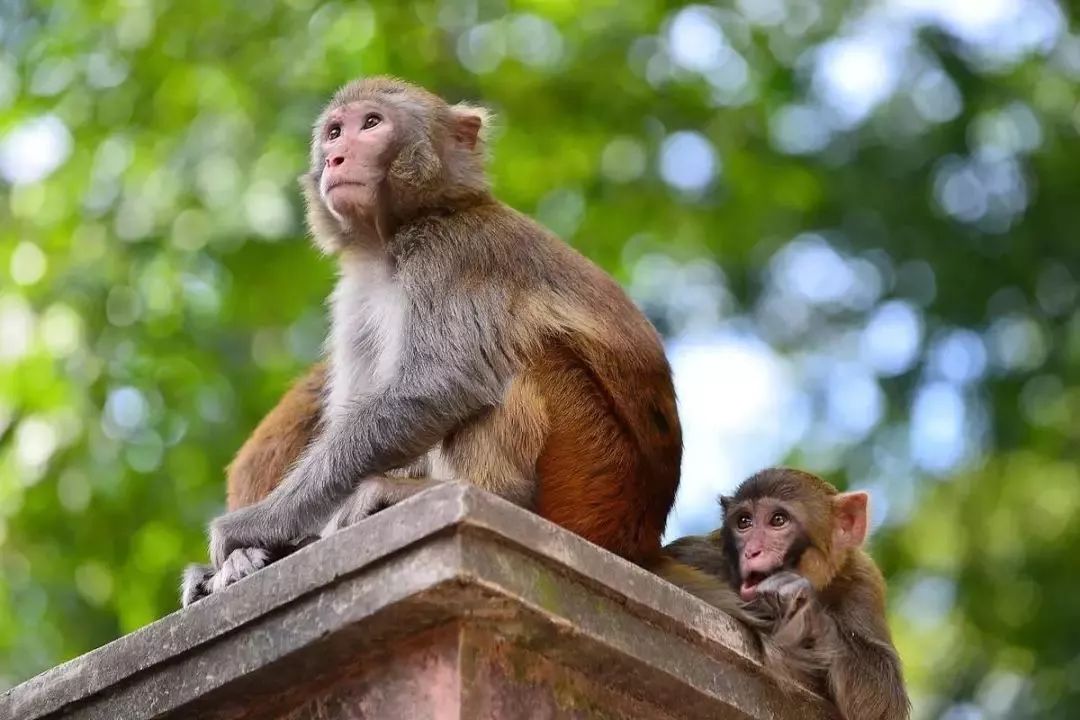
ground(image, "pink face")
xmin=726 ymin=498 xmax=804 ymax=601
xmin=316 ymin=101 xmax=397 ymax=220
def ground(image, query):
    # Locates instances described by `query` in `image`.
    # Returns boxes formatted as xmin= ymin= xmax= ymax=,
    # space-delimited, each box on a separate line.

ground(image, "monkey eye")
xmin=736 ymin=513 xmax=752 ymax=530
xmin=362 ymin=113 xmax=382 ymax=130
xmin=770 ymin=511 xmax=788 ymax=528
xmin=327 ymin=124 xmax=341 ymax=141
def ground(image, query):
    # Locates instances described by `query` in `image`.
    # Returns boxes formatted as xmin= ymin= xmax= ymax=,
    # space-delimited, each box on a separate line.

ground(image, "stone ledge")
xmin=0 ymin=483 xmax=835 ymax=720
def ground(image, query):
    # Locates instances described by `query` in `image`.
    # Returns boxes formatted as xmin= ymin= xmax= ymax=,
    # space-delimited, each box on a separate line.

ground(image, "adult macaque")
xmin=181 ymin=76 xmax=682 ymax=605
xmin=663 ymin=468 xmax=910 ymax=720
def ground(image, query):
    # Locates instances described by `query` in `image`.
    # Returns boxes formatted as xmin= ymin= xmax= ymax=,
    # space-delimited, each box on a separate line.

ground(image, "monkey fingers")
xmin=181 ymin=537 xmax=321 ymax=608
xmin=207 ymin=547 xmax=273 ymax=594
xmin=208 ymin=502 xmax=286 ymax=568
xmin=755 ymin=571 xmax=815 ymax=622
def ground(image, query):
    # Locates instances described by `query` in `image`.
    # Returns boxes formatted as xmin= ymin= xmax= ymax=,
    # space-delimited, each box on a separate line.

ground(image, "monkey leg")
xmin=530 ymin=345 xmax=680 ymax=563
xmin=311 ymin=371 xmax=550 ymax=536
xmin=437 ymin=344 xmax=679 ymax=565
xmin=433 ymin=372 xmax=549 ymax=507
xmin=316 ymin=392 xmax=547 ymax=536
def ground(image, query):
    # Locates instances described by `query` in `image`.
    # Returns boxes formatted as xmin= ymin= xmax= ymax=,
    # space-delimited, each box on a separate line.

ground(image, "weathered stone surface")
xmin=0 ymin=483 xmax=836 ymax=720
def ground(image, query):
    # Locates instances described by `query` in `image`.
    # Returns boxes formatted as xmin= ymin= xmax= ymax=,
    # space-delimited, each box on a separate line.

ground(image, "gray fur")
xmin=207 ymin=258 xmax=518 ymax=567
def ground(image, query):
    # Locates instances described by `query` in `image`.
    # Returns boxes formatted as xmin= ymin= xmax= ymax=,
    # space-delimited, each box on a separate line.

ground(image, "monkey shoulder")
xmin=821 ymin=552 xmax=890 ymax=634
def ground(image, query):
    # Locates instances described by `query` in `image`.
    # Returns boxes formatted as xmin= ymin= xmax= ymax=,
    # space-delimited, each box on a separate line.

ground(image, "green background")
xmin=1 ymin=0 xmax=1079 ymax=717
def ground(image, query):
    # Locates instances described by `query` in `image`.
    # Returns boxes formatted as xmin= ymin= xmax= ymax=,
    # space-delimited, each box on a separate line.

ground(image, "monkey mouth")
xmin=324 ymin=179 xmax=367 ymax=193
xmin=739 ymin=571 xmax=774 ymax=601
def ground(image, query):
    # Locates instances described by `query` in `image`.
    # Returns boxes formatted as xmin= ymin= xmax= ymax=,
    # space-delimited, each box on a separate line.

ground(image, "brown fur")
xmin=221 ymin=76 xmax=682 ymax=565
xmin=659 ymin=468 xmax=910 ymax=720
xmin=533 ymin=336 xmax=680 ymax=559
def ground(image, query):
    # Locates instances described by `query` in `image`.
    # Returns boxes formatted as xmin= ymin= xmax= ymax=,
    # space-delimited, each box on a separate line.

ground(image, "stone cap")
xmin=1 ymin=483 xmax=835 ymax=720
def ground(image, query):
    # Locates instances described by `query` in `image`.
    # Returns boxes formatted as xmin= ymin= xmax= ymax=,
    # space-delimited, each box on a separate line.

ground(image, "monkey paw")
xmin=208 ymin=503 xmax=287 ymax=567
xmin=210 ymin=547 xmax=272 ymax=593
xmin=180 ymin=548 xmax=271 ymax=607
xmin=320 ymin=477 xmax=443 ymax=536
xmin=755 ymin=571 xmax=815 ymax=621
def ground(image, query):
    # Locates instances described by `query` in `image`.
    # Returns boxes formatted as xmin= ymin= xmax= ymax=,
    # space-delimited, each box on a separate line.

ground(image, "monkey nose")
xmin=327 ymin=155 xmax=345 ymax=168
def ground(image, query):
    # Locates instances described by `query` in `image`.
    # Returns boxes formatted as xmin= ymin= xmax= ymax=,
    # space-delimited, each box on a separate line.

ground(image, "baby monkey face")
xmin=725 ymin=497 xmax=805 ymax=600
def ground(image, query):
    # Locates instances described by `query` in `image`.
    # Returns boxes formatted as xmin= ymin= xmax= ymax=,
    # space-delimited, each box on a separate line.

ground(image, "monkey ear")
xmin=450 ymin=104 xmax=491 ymax=151
xmin=832 ymin=491 xmax=869 ymax=549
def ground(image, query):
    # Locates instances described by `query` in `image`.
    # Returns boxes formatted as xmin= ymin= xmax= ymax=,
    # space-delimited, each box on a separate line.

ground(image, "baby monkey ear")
xmin=832 ymin=491 xmax=870 ymax=549
xmin=450 ymin=103 xmax=491 ymax=150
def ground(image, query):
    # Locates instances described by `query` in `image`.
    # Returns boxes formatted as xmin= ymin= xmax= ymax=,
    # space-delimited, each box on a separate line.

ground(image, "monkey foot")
xmin=179 ymin=547 xmax=272 ymax=608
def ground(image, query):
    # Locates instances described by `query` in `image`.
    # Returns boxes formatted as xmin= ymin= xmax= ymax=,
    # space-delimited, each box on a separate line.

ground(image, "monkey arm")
xmin=658 ymin=537 xmax=781 ymax=631
xmin=207 ymin=288 xmax=516 ymax=567
xmin=661 ymin=533 xmax=733 ymax=579
xmin=827 ymin=628 xmax=909 ymax=720
xmin=825 ymin=589 xmax=910 ymax=720
xmin=647 ymin=553 xmax=772 ymax=630
xmin=821 ymin=556 xmax=910 ymax=720
xmin=758 ymin=571 xmax=909 ymax=720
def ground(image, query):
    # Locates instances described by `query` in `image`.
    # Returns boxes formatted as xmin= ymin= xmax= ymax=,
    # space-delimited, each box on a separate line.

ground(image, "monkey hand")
xmin=753 ymin=571 xmax=816 ymax=623
xmin=208 ymin=503 xmax=286 ymax=568
xmin=180 ymin=548 xmax=274 ymax=607
xmin=181 ymin=536 xmax=320 ymax=608
xmin=319 ymin=476 xmax=444 ymax=536
xmin=754 ymin=571 xmax=838 ymax=659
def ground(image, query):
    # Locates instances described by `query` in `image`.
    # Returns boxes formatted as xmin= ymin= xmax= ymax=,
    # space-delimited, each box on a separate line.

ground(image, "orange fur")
xmin=533 ymin=339 xmax=679 ymax=561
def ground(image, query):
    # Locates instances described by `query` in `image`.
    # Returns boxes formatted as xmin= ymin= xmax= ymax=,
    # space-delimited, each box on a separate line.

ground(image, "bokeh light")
xmin=0 ymin=1 xmax=1078 ymax=717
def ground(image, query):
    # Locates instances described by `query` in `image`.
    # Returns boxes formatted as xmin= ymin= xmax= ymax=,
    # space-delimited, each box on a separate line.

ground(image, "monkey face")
xmin=723 ymin=497 xmax=808 ymax=601
xmin=314 ymin=101 xmax=399 ymax=222
xmin=298 ymin=77 xmax=489 ymax=253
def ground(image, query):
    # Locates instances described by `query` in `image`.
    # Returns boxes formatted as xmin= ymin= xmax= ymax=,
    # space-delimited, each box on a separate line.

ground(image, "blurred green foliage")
xmin=0 ymin=0 xmax=1079 ymax=717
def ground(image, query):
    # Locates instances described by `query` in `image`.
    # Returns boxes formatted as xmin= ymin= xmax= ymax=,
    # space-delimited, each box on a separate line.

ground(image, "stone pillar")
xmin=1 ymin=483 xmax=835 ymax=720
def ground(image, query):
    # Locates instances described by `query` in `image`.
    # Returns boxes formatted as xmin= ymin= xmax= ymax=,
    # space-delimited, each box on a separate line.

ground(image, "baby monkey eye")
xmin=362 ymin=113 xmax=382 ymax=130
xmin=736 ymin=514 xmax=752 ymax=530
xmin=770 ymin=511 xmax=788 ymax=527
xmin=327 ymin=124 xmax=341 ymax=140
